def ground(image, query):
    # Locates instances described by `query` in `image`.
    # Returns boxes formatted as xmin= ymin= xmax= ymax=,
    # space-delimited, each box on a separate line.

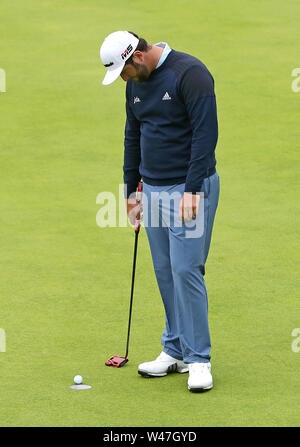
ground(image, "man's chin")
xmin=134 ymin=73 xmax=150 ymax=83
xmin=136 ymin=77 xmax=149 ymax=83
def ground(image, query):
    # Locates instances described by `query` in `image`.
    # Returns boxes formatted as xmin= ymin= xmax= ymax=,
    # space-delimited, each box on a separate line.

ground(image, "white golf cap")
xmin=100 ymin=31 xmax=139 ymax=85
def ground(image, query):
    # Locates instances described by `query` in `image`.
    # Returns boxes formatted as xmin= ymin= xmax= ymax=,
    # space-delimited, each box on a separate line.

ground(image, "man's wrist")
xmin=124 ymin=182 xmax=139 ymax=199
xmin=184 ymin=182 xmax=201 ymax=194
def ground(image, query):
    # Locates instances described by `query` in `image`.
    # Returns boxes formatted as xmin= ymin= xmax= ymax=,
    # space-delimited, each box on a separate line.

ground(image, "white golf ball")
xmin=74 ymin=375 xmax=83 ymax=385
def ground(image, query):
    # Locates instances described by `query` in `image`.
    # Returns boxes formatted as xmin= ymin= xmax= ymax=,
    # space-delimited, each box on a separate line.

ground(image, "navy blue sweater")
xmin=123 ymin=49 xmax=218 ymax=197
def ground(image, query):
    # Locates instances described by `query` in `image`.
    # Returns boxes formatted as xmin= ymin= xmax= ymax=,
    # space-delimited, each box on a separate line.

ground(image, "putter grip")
xmin=135 ymin=181 xmax=143 ymax=233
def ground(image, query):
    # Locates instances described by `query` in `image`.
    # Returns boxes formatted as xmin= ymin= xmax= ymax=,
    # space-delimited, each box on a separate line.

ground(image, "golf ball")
xmin=74 ymin=375 xmax=83 ymax=385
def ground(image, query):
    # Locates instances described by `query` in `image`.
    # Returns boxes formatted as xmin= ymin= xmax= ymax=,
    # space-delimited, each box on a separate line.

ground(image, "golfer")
xmin=100 ymin=31 xmax=220 ymax=392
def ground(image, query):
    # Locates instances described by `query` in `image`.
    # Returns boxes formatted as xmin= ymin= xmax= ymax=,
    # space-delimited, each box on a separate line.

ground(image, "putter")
xmin=105 ymin=181 xmax=143 ymax=368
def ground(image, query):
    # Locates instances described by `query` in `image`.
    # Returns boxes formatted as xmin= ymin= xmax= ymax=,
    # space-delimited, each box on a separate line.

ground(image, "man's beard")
xmin=133 ymin=61 xmax=151 ymax=82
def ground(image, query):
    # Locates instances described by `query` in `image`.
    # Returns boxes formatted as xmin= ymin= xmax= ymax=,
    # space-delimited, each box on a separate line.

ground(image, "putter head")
xmin=105 ymin=356 xmax=128 ymax=368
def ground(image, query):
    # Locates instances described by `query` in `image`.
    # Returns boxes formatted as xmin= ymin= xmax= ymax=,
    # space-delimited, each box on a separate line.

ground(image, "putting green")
xmin=0 ymin=0 xmax=299 ymax=427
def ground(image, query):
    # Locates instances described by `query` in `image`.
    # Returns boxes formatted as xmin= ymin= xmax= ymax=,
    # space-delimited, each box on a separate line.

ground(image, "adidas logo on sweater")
xmin=162 ymin=91 xmax=172 ymax=101
xmin=134 ymin=96 xmax=141 ymax=104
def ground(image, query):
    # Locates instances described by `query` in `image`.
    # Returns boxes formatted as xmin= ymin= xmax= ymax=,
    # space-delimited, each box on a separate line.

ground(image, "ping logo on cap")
xmin=121 ymin=44 xmax=133 ymax=60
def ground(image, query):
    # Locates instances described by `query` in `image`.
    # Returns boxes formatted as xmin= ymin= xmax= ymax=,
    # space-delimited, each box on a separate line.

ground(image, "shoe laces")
xmin=189 ymin=363 xmax=211 ymax=374
xmin=156 ymin=351 xmax=174 ymax=361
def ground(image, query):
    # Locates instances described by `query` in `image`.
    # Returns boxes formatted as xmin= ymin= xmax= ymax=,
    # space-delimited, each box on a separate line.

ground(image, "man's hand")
xmin=179 ymin=192 xmax=200 ymax=222
xmin=125 ymin=198 xmax=142 ymax=226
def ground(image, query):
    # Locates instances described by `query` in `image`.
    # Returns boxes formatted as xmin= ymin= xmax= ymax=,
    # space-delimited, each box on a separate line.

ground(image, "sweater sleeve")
xmin=178 ymin=65 xmax=218 ymax=194
xmin=123 ymin=82 xmax=141 ymax=198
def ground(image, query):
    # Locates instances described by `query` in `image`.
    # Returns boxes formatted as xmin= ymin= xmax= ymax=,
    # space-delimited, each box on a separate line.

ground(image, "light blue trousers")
xmin=143 ymin=172 xmax=220 ymax=363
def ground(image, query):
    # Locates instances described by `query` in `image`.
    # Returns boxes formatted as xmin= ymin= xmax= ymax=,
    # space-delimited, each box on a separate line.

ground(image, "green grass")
xmin=0 ymin=0 xmax=299 ymax=427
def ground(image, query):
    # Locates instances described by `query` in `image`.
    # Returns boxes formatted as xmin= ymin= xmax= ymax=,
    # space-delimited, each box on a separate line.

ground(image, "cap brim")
xmin=102 ymin=64 xmax=124 ymax=85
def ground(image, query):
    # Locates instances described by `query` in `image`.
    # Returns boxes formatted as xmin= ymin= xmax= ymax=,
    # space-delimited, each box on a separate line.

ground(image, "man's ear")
xmin=132 ymin=50 xmax=144 ymax=63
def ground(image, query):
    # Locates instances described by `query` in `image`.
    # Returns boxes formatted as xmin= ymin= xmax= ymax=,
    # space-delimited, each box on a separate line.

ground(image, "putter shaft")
xmin=125 ymin=224 xmax=140 ymax=359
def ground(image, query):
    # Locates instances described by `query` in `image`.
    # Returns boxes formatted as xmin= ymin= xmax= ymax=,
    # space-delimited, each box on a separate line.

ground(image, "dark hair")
xmin=125 ymin=31 xmax=151 ymax=65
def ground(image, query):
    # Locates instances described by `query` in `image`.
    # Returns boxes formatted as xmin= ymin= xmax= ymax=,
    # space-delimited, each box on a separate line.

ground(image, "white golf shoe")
xmin=187 ymin=362 xmax=213 ymax=392
xmin=138 ymin=351 xmax=188 ymax=377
